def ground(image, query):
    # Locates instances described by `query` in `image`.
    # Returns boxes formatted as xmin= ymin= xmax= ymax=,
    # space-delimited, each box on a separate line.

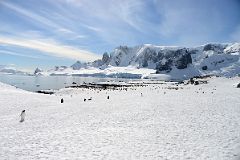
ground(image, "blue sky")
xmin=0 ymin=0 xmax=240 ymax=71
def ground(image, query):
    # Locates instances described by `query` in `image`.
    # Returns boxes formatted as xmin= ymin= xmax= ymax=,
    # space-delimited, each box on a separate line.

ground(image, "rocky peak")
xmin=34 ymin=67 xmax=42 ymax=75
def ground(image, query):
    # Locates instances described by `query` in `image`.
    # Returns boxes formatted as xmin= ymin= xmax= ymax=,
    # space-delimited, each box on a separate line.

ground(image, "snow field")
xmin=0 ymin=77 xmax=239 ymax=159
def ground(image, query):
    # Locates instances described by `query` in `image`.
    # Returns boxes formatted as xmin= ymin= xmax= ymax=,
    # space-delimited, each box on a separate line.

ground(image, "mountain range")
xmin=0 ymin=65 xmax=29 ymax=75
xmin=35 ymin=42 xmax=240 ymax=80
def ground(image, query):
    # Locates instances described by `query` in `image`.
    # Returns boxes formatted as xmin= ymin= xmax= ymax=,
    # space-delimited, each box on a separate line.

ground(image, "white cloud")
xmin=57 ymin=28 xmax=75 ymax=34
xmin=56 ymin=28 xmax=87 ymax=40
xmin=81 ymin=24 xmax=102 ymax=32
xmin=0 ymin=36 xmax=101 ymax=61
xmin=63 ymin=0 xmax=157 ymax=45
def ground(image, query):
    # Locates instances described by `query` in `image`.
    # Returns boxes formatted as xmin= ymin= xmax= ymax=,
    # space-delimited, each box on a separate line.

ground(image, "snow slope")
xmin=0 ymin=77 xmax=240 ymax=159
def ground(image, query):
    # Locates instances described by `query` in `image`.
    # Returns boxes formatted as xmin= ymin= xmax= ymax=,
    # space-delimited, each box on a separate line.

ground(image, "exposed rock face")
xmin=71 ymin=61 xmax=83 ymax=70
xmin=156 ymin=59 xmax=172 ymax=73
xmin=203 ymin=44 xmax=226 ymax=53
xmin=137 ymin=48 xmax=157 ymax=68
xmin=54 ymin=66 xmax=59 ymax=71
xmin=174 ymin=48 xmax=192 ymax=69
xmin=106 ymin=46 xmax=193 ymax=72
xmin=102 ymin=52 xmax=110 ymax=65
xmin=155 ymin=48 xmax=192 ymax=73
xmin=34 ymin=67 xmax=42 ymax=75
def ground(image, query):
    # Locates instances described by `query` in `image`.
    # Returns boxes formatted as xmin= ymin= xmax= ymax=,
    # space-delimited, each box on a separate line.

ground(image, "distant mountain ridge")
xmin=36 ymin=43 xmax=240 ymax=80
xmin=0 ymin=65 xmax=28 ymax=75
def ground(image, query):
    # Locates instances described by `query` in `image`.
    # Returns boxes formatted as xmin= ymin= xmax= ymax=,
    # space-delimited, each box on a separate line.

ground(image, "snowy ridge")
xmin=37 ymin=43 xmax=240 ymax=80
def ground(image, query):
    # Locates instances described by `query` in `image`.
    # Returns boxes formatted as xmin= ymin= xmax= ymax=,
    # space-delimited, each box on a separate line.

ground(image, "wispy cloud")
xmin=1 ymin=0 xmax=155 ymax=48
xmin=0 ymin=0 xmax=239 ymax=70
xmin=81 ymin=24 xmax=102 ymax=32
xmin=0 ymin=50 xmax=42 ymax=59
xmin=57 ymin=28 xmax=75 ymax=34
xmin=0 ymin=36 xmax=101 ymax=61
xmin=153 ymin=0 xmax=240 ymax=45
xmin=1 ymin=1 xmax=61 ymax=29
xmin=110 ymin=0 xmax=146 ymax=32
xmin=0 ymin=1 xmax=87 ymax=41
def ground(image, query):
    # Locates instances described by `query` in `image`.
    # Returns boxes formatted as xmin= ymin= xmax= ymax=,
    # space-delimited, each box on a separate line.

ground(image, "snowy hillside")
xmin=0 ymin=77 xmax=240 ymax=159
xmin=37 ymin=43 xmax=240 ymax=80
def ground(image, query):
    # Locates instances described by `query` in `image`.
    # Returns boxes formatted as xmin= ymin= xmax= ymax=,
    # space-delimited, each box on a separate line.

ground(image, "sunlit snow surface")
xmin=0 ymin=77 xmax=239 ymax=159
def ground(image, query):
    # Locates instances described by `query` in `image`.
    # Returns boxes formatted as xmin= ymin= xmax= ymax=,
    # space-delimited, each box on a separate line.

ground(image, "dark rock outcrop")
xmin=174 ymin=49 xmax=192 ymax=69
xmin=203 ymin=44 xmax=226 ymax=53
xmin=34 ymin=67 xmax=42 ymax=75
xmin=202 ymin=66 xmax=208 ymax=70
xmin=194 ymin=81 xmax=199 ymax=85
xmin=102 ymin=52 xmax=110 ymax=65
xmin=156 ymin=60 xmax=173 ymax=73
xmin=71 ymin=61 xmax=82 ymax=70
xmin=156 ymin=48 xmax=192 ymax=73
xmin=237 ymin=83 xmax=240 ymax=88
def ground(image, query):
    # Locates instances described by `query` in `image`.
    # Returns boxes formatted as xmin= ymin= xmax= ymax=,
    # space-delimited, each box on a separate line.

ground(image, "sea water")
xmin=0 ymin=74 xmax=133 ymax=92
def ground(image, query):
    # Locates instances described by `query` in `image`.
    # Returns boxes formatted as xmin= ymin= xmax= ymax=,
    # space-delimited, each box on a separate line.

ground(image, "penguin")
xmin=61 ymin=98 xmax=64 ymax=103
xmin=107 ymin=96 xmax=109 ymax=99
xmin=84 ymin=98 xmax=86 ymax=102
xmin=20 ymin=110 xmax=25 ymax=122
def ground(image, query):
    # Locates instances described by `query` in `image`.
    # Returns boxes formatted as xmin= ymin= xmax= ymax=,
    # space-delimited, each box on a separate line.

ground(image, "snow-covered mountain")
xmin=0 ymin=65 xmax=28 ymax=75
xmin=38 ymin=43 xmax=240 ymax=80
xmin=104 ymin=43 xmax=240 ymax=76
